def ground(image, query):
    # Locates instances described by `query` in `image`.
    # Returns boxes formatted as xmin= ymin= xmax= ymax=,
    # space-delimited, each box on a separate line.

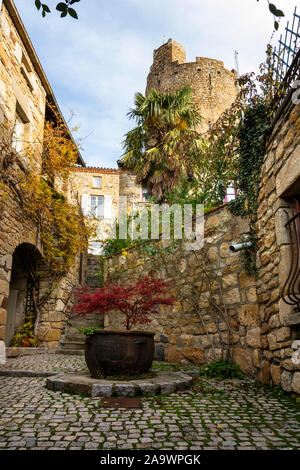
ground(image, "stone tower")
xmin=146 ymin=39 xmax=238 ymax=133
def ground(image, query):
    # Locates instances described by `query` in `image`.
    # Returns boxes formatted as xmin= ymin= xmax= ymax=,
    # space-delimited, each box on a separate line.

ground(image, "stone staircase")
xmin=58 ymin=312 xmax=104 ymax=355
xmin=57 ymin=254 xmax=104 ymax=355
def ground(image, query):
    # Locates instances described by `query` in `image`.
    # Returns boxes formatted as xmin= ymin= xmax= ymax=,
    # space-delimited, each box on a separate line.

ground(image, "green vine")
xmin=230 ymin=103 xmax=269 ymax=217
xmin=230 ymin=102 xmax=270 ymax=275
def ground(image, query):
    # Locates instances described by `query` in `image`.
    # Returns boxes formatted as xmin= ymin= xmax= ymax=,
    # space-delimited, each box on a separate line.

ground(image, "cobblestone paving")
xmin=0 ymin=373 xmax=299 ymax=450
xmin=0 ymin=354 xmax=88 ymax=373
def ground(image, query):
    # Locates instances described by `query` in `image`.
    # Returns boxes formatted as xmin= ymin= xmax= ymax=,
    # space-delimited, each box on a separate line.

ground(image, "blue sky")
xmin=14 ymin=0 xmax=296 ymax=168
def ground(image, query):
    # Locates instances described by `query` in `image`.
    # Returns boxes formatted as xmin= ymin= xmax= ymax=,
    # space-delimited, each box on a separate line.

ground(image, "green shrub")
xmin=198 ymin=359 xmax=244 ymax=379
xmin=77 ymin=324 xmax=103 ymax=336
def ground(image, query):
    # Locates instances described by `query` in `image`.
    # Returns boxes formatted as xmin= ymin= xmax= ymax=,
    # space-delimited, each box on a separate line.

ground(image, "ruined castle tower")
xmin=146 ymin=39 xmax=238 ymax=133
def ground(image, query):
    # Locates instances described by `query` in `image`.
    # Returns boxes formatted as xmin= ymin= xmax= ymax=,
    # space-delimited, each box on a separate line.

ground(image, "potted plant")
xmin=73 ymin=277 xmax=174 ymax=378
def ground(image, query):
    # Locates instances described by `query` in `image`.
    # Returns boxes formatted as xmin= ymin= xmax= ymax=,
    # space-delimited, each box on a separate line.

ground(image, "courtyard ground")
xmin=0 ymin=354 xmax=299 ymax=451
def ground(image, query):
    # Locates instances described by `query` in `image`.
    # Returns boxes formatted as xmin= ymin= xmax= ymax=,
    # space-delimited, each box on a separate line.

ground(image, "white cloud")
xmin=13 ymin=0 xmax=296 ymax=167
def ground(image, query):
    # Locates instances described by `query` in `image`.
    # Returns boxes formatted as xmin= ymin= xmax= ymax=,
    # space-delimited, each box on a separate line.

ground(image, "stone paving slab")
xmin=0 ymin=375 xmax=299 ymax=450
xmin=46 ymin=371 xmax=193 ymax=397
xmin=0 ymin=354 xmax=88 ymax=375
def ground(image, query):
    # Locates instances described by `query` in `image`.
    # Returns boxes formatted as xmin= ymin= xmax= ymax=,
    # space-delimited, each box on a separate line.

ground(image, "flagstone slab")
xmin=46 ymin=371 xmax=193 ymax=397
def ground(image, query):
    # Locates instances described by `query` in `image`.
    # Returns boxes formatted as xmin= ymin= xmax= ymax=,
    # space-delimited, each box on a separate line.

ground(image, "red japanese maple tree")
xmin=73 ymin=277 xmax=175 ymax=330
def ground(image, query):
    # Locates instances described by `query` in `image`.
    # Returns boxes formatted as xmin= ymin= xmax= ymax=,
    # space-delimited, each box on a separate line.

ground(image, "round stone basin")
xmin=46 ymin=371 xmax=193 ymax=397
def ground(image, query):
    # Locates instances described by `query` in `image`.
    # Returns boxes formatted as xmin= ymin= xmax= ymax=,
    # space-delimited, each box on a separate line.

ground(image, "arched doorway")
xmin=5 ymin=243 xmax=47 ymax=346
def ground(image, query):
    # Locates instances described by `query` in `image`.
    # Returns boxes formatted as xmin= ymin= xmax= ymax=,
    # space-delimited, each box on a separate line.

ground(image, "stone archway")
xmin=5 ymin=243 xmax=47 ymax=346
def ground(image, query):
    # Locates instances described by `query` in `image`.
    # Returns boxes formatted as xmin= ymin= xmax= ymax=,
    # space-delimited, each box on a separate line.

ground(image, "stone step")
xmin=58 ymin=307 xmax=104 ymax=352
xmin=55 ymin=349 xmax=85 ymax=356
xmin=59 ymin=340 xmax=85 ymax=350
xmin=67 ymin=326 xmax=103 ymax=336
xmin=63 ymin=333 xmax=85 ymax=343
xmin=70 ymin=318 xmax=104 ymax=326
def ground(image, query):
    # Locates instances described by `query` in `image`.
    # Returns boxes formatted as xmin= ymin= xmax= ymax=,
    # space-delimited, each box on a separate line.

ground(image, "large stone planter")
xmin=85 ymin=330 xmax=155 ymax=378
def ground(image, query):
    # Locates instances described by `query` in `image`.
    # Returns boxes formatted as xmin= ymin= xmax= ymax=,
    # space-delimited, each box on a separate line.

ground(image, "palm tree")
xmin=121 ymin=86 xmax=202 ymax=202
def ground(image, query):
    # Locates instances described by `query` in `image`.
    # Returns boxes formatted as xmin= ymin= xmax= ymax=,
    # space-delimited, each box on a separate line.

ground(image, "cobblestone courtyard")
xmin=0 ymin=355 xmax=299 ymax=451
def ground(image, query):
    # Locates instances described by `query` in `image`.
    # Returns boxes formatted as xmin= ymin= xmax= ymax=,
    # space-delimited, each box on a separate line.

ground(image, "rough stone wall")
xmin=256 ymin=96 xmax=300 ymax=394
xmin=0 ymin=2 xmax=82 ymax=348
xmin=146 ymin=39 xmax=238 ymax=133
xmin=104 ymin=205 xmax=263 ymax=377
xmin=0 ymin=3 xmax=45 ymax=159
xmin=118 ymin=166 xmax=142 ymax=203
xmin=70 ymin=168 xmax=120 ymax=245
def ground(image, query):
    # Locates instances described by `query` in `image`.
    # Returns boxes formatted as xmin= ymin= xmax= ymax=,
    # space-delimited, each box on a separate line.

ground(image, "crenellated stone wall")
xmin=146 ymin=39 xmax=238 ymax=133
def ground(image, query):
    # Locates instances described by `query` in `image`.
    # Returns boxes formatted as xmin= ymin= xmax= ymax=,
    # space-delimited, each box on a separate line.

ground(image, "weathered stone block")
xmin=0 ymin=308 xmax=7 ymax=325
xmin=42 ymin=329 xmax=62 ymax=342
xmin=246 ymin=327 xmax=261 ymax=348
xmin=291 ymin=372 xmax=300 ymax=395
xmin=232 ymin=348 xmax=253 ymax=375
xmin=252 ymin=349 xmax=260 ymax=368
xmin=246 ymin=288 xmax=257 ymax=303
xmin=239 ymin=270 xmax=256 ymax=289
xmin=167 ymin=346 xmax=182 ymax=363
xmin=0 ymin=326 xmax=5 ymax=341
xmin=0 ymin=340 xmax=6 ymax=365
xmin=160 ymin=382 xmax=176 ymax=394
xmin=223 ymin=288 xmax=241 ymax=304
xmin=91 ymin=384 xmax=113 ymax=397
xmin=258 ymin=361 xmax=270 ymax=384
xmin=238 ymin=304 xmax=260 ymax=327
xmin=139 ymin=383 xmax=157 ymax=396
xmin=180 ymin=334 xmax=193 ymax=346
xmin=270 ymin=364 xmax=281 ymax=385
xmin=205 ymin=215 xmax=220 ymax=230
xmin=0 ymin=279 xmax=9 ymax=296
xmin=275 ymin=327 xmax=291 ymax=342
xmin=281 ymin=370 xmax=293 ymax=392
xmin=222 ymin=274 xmax=238 ymax=289
xmin=114 ymin=384 xmax=135 ymax=397
xmin=155 ymin=343 xmax=165 ymax=361
xmin=183 ymin=347 xmax=205 ymax=365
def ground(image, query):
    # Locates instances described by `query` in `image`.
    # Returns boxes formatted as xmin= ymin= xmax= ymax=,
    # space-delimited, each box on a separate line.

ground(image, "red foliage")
xmin=72 ymin=277 xmax=175 ymax=330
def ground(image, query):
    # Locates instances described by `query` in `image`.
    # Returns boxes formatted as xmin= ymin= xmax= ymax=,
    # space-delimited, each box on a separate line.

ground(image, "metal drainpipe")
xmin=229 ymin=242 xmax=253 ymax=252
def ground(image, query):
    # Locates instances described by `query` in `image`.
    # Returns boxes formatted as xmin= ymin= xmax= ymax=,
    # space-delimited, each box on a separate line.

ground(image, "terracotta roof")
xmin=73 ymin=166 xmax=120 ymax=174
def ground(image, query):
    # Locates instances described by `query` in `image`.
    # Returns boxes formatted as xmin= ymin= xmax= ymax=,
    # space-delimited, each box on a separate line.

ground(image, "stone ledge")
xmin=0 ymin=370 xmax=64 ymax=378
xmin=6 ymin=347 xmax=85 ymax=357
xmin=46 ymin=371 xmax=193 ymax=397
xmin=6 ymin=347 xmax=57 ymax=358
xmin=283 ymin=312 xmax=300 ymax=327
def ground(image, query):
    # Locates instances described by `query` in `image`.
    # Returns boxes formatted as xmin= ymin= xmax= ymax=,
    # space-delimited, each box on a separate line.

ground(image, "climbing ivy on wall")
xmin=0 ymin=102 xmax=94 ymax=278
xmin=230 ymin=103 xmax=270 ymax=218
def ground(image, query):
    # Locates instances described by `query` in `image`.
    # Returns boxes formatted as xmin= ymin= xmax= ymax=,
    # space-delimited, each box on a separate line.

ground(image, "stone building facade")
xmin=70 ymin=167 xmax=120 ymax=254
xmin=255 ymin=92 xmax=300 ymax=394
xmin=0 ymin=0 xmax=84 ymax=348
xmin=70 ymin=165 xmax=146 ymax=255
xmin=146 ymin=39 xmax=238 ymax=133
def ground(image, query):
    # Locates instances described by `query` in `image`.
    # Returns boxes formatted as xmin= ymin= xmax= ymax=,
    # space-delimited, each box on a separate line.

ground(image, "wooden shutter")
xmin=81 ymin=194 xmax=89 ymax=216
xmin=104 ymin=195 xmax=112 ymax=219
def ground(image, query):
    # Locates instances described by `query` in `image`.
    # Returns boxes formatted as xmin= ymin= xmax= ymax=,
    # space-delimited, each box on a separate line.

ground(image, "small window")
xmin=93 ymin=176 xmax=102 ymax=188
xmin=142 ymin=188 xmax=151 ymax=202
xmin=21 ymin=53 xmax=34 ymax=92
xmin=91 ymin=196 xmax=104 ymax=219
xmin=224 ymin=186 xmax=237 ymax=202
xmin=13 ymin=113 xmax=26 ymax=153
xmin=88 ymin=242 xmax=103 ymax=255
